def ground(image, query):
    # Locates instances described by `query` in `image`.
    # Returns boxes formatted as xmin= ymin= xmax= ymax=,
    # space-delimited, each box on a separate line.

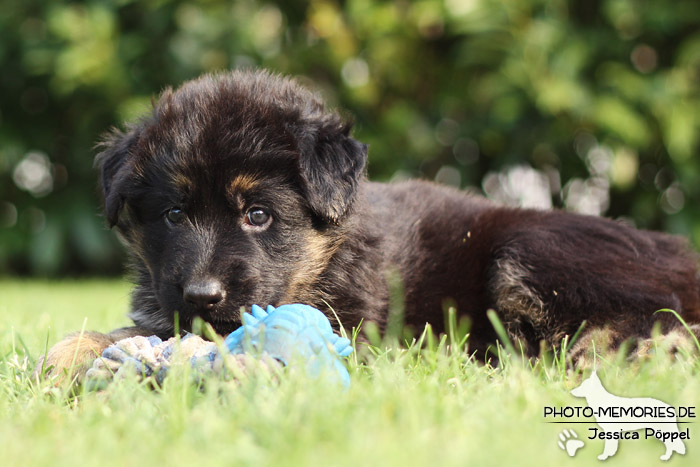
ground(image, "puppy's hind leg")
xmin=488 ymin=257 xmax=551 ymax=356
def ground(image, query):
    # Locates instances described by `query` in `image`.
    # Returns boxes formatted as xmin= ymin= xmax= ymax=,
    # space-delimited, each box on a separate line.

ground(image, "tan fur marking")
xmin=280 ymin=233 xmax=342 ymax=304
xmin=229 ymin=174 xmax=259 ymax=194
xmin=172 ymin=173 xmax=193 ymax=191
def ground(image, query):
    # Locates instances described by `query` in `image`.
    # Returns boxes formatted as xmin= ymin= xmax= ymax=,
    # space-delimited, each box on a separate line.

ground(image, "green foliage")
xmin=1 ymin=0 xmax=699 ymax=275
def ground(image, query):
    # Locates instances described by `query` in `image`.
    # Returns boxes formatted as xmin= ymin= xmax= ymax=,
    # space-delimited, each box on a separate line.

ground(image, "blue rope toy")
xmin=86 ymin=304 xmax=353 ymax=387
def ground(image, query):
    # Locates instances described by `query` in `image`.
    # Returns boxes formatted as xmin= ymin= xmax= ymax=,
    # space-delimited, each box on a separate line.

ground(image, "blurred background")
xmin=1 ymin=0 xmax=699 ymax=276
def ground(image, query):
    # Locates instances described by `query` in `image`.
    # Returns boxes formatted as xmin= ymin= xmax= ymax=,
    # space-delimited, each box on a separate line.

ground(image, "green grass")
xmin=1 ymin=280 xmax=699 ymax=466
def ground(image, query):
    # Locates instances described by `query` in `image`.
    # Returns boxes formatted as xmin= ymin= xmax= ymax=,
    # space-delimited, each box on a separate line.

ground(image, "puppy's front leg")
xmin=35 ymin=326 xmax=152 ymax=384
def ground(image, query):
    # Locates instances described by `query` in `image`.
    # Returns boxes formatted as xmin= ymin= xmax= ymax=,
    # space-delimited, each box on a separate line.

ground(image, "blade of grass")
xmin=486 ymin=309 xmax=516 ymax=357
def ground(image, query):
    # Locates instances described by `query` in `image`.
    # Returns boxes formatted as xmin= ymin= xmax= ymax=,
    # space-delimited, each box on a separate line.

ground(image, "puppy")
xmin=40 ymin=70 xmax=700 ymax=380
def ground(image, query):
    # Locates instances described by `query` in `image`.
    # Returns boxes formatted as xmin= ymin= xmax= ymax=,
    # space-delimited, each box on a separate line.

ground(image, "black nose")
xmin=183 ymin=279 xmax=225 ymax=310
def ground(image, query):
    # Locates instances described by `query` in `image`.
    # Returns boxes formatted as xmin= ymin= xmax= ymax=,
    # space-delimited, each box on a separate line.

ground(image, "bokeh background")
xmin=1 ymin=0 xmax=699 ymax=276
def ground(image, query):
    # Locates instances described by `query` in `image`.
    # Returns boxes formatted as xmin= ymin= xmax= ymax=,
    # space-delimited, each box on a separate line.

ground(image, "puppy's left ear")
xmin=298 ymin=122 xmax=367 ymax=223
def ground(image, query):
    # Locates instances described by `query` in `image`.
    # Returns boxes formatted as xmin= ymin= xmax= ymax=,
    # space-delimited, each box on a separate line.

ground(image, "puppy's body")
xmin=335 ymin=181 xmax=700 ymax=354
xmin=40 ymin=70 xmax=700 ymax=379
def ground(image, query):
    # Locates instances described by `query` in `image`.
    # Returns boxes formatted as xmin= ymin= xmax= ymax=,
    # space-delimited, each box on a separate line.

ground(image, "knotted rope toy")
xmin=86 ymin=304 xmax=353 ymax=387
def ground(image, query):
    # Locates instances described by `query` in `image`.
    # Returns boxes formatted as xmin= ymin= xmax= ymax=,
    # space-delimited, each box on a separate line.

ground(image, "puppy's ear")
xmin=298 ymin=122 xmax=367 ymax=223
xmin=94 ymin=128 xmax=140 ymax=227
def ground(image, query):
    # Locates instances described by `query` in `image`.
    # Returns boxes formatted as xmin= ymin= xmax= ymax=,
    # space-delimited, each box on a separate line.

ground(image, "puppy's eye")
xmin=166 ymin=207 xmax=187 ymax=224
xmin=246 ymin=208 xmax=271 ymax=227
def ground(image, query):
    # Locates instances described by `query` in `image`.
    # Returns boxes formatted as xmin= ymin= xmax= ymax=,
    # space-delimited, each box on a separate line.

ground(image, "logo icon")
xmin=558 ymin=429 xmax=584 ymax=457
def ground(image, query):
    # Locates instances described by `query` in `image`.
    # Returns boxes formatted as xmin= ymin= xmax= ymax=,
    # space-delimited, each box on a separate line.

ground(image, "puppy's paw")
xmin=567 ymin=327 xmax=619 ymax=369
xmin=633 ymin=327 xmax=699 ymax=360
xmin=35 ymin=331 xmax=115 ymax=385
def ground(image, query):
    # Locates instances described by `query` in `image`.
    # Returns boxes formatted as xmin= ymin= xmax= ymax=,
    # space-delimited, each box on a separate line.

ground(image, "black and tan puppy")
xmin=41 ymin=70 xmax=700 ymax=379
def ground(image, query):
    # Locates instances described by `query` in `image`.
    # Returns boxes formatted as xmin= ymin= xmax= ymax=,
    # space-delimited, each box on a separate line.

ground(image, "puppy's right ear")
xmin=94 ymin=128 xmax=140 ymax=227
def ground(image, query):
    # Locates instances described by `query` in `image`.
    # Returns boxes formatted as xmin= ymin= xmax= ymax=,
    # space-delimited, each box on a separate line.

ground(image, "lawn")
xmin=1 ymin=280 xmax=698 ymax=466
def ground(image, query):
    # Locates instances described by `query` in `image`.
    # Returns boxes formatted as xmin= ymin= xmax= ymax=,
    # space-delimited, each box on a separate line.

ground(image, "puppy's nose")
xmin=183 ymin=279 xmax=225 ymax=310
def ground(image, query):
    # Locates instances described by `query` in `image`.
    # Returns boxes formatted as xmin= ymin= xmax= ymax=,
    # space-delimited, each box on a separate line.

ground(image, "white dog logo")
xmin=570 ymin=371 xmax=686 ymax=461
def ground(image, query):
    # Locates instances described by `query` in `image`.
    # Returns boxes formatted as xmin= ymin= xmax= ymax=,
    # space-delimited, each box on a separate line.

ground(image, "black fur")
xmin=85 ymin=69 xmax=700 ymax=362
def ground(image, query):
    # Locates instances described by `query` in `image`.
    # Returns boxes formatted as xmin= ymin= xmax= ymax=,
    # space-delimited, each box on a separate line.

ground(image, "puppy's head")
xmin=96 ymin=70 xmax=367 ymax=334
